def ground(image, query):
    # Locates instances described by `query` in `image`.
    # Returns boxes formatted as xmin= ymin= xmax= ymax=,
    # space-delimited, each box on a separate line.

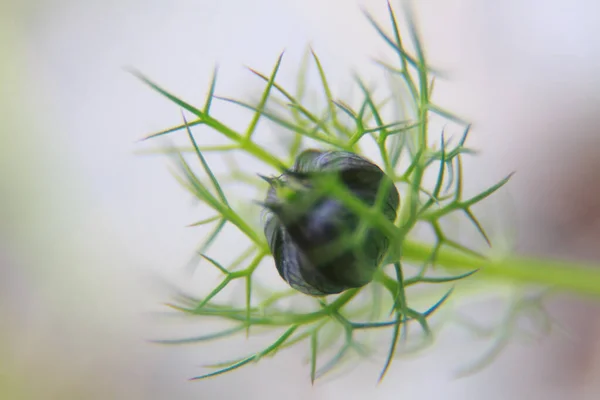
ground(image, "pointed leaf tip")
xmin=257 ymin=174 xmax=276 ymax=185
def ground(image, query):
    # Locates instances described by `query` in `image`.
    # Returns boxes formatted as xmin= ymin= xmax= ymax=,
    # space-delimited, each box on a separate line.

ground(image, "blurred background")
xmin=1 ymin=0 xmax=600 ymax=398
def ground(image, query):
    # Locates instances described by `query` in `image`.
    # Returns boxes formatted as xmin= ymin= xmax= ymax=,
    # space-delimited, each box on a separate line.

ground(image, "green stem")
xmin=402 ymin=239 xmax=600 ymax=298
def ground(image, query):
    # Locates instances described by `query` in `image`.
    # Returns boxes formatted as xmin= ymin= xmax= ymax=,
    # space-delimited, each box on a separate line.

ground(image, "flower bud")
xmin=263 ymin=150 xmax=400 ymax=296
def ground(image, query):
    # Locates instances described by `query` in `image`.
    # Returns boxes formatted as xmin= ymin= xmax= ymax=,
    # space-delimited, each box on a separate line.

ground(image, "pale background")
xmin=2 ymin=0 xmax=600 ymax=399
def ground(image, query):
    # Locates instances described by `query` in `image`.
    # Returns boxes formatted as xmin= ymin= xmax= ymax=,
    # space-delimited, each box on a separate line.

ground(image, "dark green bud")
xmin=262 ymin=150 xmax=400 ymax=296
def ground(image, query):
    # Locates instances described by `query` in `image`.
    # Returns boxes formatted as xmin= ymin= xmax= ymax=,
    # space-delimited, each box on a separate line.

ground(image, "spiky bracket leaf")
xmin=134 ymin=0 xmax=600 ymax=386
